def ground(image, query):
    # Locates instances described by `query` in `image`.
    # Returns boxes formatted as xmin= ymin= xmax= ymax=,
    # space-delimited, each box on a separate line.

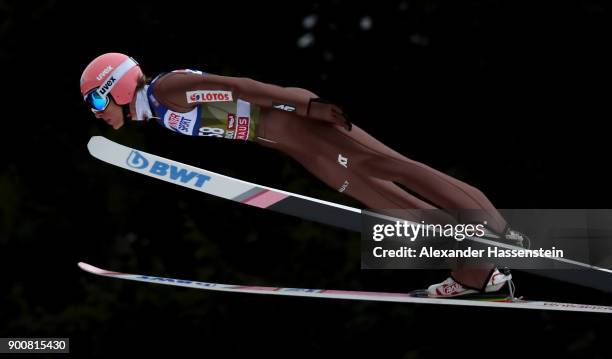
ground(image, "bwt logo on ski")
xmin=126 ymin=151 xmax=211 ymax=188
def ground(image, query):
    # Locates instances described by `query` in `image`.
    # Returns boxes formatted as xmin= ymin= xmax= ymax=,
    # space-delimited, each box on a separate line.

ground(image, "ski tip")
xmin=78 ymin=262 xmax=104 ymax=274
xmin=78 ymin=262 xmax=124 ymax=276
xmin=86 ymin=136 xmax=106 ymax=154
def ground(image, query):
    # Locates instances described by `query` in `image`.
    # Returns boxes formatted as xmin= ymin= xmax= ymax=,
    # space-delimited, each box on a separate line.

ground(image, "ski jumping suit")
xmin=144 ymin=69 xmax=507 ymax=290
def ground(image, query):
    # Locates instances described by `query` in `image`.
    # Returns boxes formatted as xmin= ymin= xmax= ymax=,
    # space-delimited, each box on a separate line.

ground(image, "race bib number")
xmin=198 ymin=127 xmax=224 ymax=137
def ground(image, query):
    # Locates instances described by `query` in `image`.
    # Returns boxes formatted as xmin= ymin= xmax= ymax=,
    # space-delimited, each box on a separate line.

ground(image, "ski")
xmin=87 ymin=136 xmax=612 ymax=293
xmin=78 ymin=262 xmax=612 ymax=314
xmin=88 ymin=136 xmax=362 ymax=232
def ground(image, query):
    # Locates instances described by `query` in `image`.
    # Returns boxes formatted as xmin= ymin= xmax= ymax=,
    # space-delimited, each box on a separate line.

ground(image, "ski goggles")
xmin=84 ymin=90 xmax=110 ymax=112
xmin=83 ymin=57 xmax=139 ymax=113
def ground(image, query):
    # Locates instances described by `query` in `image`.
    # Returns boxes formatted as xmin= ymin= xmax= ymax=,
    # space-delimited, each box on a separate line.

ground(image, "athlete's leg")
xmin=260 ymin=103 xmax=503 ymax=290
xmin=286 ymin=143 xmax=494 ymax=288
xmin=324 ymin=125 xmax=508 ymax=234
xmin=262 ymin=110 xmax=506 ymax=232
xmin=328 ymin=125 xmax=504 ymax=288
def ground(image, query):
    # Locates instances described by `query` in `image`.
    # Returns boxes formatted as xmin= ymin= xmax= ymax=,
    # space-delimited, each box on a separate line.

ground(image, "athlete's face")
xmin=93 ymin=98 xmax=125 ymax=130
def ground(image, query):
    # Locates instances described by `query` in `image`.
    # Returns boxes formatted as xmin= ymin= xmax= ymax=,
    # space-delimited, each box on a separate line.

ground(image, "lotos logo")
xmin=96 ymin=65 xmax=113 ymax=81
xmin=98 ymin=76 xmax=117 ymax=95
xmin=186 ymin=90 xmax=233 ymax=103
xmin=125 ymin=150 xmax=211 ymax=188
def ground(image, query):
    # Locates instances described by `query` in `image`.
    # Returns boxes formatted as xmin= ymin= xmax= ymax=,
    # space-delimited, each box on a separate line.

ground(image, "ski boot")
xmin=504 ymin=228 xmax=531 ymax=249
xmin=426 ymin=267 xmax=514 ymax=298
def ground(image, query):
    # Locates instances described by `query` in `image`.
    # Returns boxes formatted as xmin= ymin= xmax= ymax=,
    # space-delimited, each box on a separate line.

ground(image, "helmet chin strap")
xmin=122 ymin=104 xmax=132 ymax=121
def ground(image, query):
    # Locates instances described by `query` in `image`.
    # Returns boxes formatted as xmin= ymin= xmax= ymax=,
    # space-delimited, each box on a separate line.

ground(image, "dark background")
xmin=1 ymin=0 xmax=612 ymax=357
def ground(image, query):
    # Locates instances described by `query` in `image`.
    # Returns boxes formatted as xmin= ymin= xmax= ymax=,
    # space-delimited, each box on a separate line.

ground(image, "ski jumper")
xmin=145 ymin=70 xmax=507 ymax=289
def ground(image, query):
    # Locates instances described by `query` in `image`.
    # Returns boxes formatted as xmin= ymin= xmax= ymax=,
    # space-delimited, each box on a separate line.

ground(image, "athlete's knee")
xmin=465 ymin=183 xmax=490 ymax=202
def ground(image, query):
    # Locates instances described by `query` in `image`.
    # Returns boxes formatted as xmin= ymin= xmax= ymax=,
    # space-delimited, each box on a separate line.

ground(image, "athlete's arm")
xmin=153 ymin=72 xmax=351 ymax=130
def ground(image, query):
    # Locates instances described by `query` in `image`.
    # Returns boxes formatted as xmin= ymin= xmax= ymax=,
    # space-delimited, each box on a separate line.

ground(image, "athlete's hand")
xmin=307 ymin=98 xmax=352 ymax=131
